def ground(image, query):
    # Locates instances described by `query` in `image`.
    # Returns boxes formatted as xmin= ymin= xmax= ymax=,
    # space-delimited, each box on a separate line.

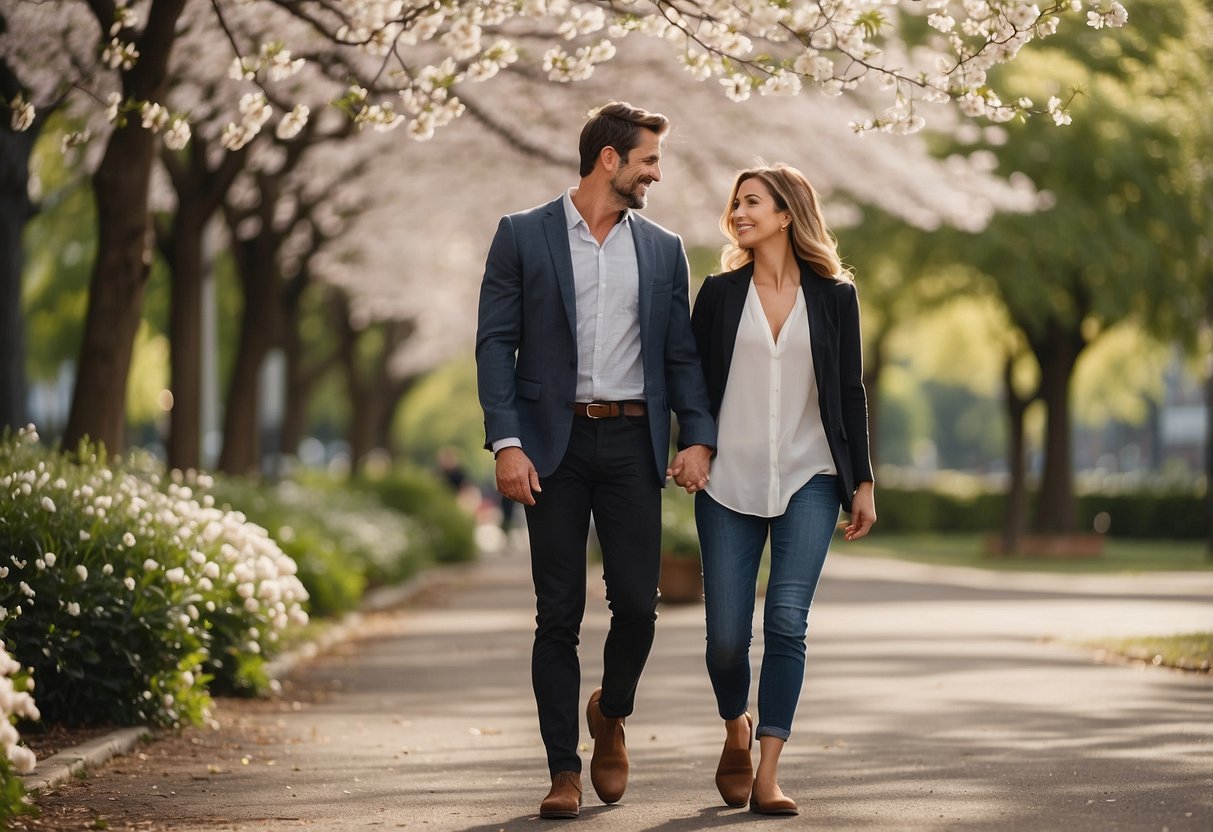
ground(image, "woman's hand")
xmin=844 ymin=482 xmax=876 ymax=541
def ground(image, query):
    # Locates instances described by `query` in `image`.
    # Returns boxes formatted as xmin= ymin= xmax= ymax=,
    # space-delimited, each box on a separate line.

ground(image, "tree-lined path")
xmin=20 ymin=551 xmax=1213 ymax=831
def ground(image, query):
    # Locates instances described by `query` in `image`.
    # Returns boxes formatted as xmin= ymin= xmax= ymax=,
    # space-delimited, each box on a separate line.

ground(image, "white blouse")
xmin=705 ymin=282 xmax=836 ymax=517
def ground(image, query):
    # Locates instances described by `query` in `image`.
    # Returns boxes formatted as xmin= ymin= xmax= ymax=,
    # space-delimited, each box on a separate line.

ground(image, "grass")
xmin=841 ymin=533 xmax=1213 ymax=573
xmin=1088 ymin=633 xmax=1213 ymax=673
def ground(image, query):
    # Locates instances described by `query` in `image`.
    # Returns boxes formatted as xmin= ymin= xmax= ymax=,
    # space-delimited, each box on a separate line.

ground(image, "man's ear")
xmin=599 ymin=145 xmax=620 ymax=173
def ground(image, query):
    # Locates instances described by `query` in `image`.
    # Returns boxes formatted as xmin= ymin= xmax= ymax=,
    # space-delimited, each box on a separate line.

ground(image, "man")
xmin=476 ymin=101 xmax=715 ymax=818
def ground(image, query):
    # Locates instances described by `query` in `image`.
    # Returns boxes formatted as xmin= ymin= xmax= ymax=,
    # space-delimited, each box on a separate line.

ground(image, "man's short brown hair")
xmin=578 ymin=102 xmax=670 ymax=177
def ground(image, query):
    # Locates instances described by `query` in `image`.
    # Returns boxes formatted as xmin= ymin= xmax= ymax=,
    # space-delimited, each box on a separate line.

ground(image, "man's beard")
xmin=612 ymin=173 xmax=649 ymax=209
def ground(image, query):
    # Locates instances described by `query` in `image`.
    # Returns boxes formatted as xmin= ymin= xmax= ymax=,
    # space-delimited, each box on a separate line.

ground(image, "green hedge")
xmin=351 ymin=465 xmax=476 ymax=565
xmin=874 ymin=484 xmax=1208 ymax=538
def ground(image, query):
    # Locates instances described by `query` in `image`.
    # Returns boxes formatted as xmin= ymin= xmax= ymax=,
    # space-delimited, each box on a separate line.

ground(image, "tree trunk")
xmin=280 ymin=314 xmax=311 ymax=459
xmin=160 ymin=140 xmax=247 ymax=472
xmin=1029 ymin=318 xmax=1086 ymax=534
xmin=1000 ymin=354 xmax=1034 ymax=555
xmin=0 ymin=109 xmax=34 ymax=433
xmin=64 ymin=125 xmax=159 ymax=453
xmin=217 ymin=232 xmax=282 ymax=475
xmin=62 ymin=0 xmax=188 ymax=453
xmin=164 ymin=207 xmax=205 ymax=470
xmin=861 ymin=326 xmax=890 ymax=470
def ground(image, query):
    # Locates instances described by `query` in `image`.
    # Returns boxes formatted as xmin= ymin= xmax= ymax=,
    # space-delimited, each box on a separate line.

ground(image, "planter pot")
xmin=658 ymin=552 xmax=703 ymax=604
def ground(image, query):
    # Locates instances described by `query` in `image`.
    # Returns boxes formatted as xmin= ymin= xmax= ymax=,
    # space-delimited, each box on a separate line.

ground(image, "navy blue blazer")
xmin=690 ymin=260 xmax=874 ymax=512
xmin=476 ymin=195 xmax=717 ymax=486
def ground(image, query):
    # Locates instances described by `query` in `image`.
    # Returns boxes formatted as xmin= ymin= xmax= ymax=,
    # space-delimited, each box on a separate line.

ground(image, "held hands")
xmin=843 ymin=481 xmax=876 ymax=541
xmin=666 ymin=444 xmax=712 ymax=494
xmin=495 ymin=447 xmax=542 ymax=506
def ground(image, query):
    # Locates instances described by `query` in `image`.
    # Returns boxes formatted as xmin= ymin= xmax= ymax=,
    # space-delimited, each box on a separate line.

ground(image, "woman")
xmin=684 ymin=164 xmax=876 ymax=814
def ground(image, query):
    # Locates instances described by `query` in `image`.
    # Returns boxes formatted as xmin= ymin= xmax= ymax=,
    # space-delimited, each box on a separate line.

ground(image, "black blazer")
xmin=690 ymin=259 xmax=874 ymax=512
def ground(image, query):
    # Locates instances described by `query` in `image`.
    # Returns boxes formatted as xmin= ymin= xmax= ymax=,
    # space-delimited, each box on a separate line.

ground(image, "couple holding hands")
xmin=475 ymin=101 xmax=876 ymax=819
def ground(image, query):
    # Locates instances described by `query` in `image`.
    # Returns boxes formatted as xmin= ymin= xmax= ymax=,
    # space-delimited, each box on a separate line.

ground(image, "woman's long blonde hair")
xmin=718 ymin=163 xmax=851 ymax=281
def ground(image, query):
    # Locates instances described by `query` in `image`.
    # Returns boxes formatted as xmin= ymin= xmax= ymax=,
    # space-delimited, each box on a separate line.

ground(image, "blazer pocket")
xmin=516 ymin=376 xmax=542 ymax=401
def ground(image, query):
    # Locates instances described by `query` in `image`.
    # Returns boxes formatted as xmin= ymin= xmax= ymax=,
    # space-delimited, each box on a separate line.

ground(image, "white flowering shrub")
xmin=205 ymin=474 xmax=431 ymax=617
xmin=0 ymin=426 xmax=308 ymax=725
xmin=0 ymin=643 xmax=39 ymax=824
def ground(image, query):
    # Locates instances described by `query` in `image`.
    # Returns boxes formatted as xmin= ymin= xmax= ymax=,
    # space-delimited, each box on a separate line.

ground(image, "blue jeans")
xmin=695 ymin=475 xmax=839 ymax=740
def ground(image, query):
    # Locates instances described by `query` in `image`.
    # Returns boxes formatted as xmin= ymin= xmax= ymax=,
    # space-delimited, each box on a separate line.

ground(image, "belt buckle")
xmin=585 ymin=402 xmax=611 ymax=419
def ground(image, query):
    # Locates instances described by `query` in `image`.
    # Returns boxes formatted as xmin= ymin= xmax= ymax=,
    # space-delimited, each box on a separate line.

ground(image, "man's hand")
xmin=666 ymin=444 xmax=712 ymax=494
xmin=843 ymin=481 xmax=876 ymax=541
xmin=496 ymin=447 xmax=542 ymax=506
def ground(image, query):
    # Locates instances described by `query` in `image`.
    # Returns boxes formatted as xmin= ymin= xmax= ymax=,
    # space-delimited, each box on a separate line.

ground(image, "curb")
xmin=19 ymin=726 xmax=150 ymax=792
xmin=17 ymin=562 xmax=471 ymax=793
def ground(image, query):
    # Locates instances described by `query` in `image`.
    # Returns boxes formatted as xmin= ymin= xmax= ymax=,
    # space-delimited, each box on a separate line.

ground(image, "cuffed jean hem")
xmin=756 ymin=726 xmax=791 ymax=741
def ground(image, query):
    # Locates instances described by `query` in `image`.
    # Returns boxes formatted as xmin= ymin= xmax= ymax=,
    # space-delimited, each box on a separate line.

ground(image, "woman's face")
xmin=729 ymin=177 xmax=790 ymax=250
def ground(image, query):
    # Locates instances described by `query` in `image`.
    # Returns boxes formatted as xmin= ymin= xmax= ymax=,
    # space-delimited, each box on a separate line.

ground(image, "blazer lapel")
xmin=720 ymin=263 xmax=752 ymax=381
xmin=542 ymin=198 xmax=578 ymax=333
xmin=800 ymin=261 xmax=828 ymax=394
xmin=632 ymin=216 xmax=656 ymax=355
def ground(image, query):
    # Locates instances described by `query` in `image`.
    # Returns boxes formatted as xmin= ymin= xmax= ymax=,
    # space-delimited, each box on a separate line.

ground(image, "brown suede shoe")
xmin=715 ymin=713 xmax=753 ymax=807
xmin=539 ymin=771 xmax=583 ymax=819
xmin=749 ymin=780 xmax=799 ymax=816
xmin=586 ymin=687 xmax=628 ymax=804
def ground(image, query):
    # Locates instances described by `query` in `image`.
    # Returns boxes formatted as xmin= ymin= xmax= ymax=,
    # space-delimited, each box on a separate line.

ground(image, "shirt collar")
xmin=563 ymin=188 xmax=632 ymax=232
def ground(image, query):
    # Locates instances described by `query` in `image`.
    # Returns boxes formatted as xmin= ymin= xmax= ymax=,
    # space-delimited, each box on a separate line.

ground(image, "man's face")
xmin=610 ymin=130 xmax=663 ymax=210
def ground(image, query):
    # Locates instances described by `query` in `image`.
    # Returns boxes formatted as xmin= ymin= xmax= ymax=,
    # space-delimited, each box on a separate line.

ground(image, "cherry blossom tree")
xmin=3 ymin=0 xmax=1128 ymax=455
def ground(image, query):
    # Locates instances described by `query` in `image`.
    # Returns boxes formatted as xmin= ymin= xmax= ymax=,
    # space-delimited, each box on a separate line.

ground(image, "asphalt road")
xmin=22 ymin=548 xmax=1213 ymax=831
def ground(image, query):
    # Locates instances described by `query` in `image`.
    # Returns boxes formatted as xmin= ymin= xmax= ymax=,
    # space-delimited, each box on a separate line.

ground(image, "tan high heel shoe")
xmin=714 ymin=713 xmax=753 ymax=807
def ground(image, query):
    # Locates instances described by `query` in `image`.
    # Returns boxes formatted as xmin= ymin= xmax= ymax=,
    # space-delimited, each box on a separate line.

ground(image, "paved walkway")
xmin=28 ymin=549 xmax=1213 ymax=830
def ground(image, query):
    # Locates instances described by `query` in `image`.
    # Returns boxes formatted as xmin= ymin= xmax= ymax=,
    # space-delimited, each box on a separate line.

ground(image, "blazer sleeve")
xmin=664 ymin=240 xmax=717 ymax=450
xmin=475 ymin=215 xmax=524 ymax=449
xmin=839 ymin=281 xmax=874 ymax=484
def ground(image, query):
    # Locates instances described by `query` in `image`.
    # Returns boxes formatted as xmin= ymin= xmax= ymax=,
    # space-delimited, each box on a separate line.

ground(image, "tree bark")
xmin=217 ymin=227 xmax=283 ymax=475
xmin=333 ymin=292 xmax=417 ymax=472
xmin=1000 ymin=354 xmax=1035 ymax=555
xmin=0 ymin=92 xmax=35 ymax=433
xmin=63 ymin=0 xmax=188 ymax=453
xmin=162 ymin=205 xmax=204 ymax=470
xmin=861 ymin=325 xmax=890 ymax=470
xmin=158 ymin=140 xmax=247 ymax=471
xmin=1028 ymin=318 xmax=1087 ymax=534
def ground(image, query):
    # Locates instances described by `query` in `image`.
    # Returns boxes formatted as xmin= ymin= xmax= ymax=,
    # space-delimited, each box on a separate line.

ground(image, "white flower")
xmin=239 ymin=92 xmax=272 ymax=128
xmin=275 ymin=105 xmax=309 ymax=140
xmin=164 ymin=119 xmax=191 ymax=151
xmin=229 ymin=57 xmax=256 ymax=81
xmin=165 ymin=567 xmax=186 ymax=584
xmin=928 ymin=13 xmax=955 ymax=33
xmin=720 ymin=75 xmax=752 ymax=102
xmin=143 ymin=558 xmax=159 ymax=571
xmin=8 ymin=745 xmax=36 ymax=774
xmin=1047 ymin=95 xmax=1072 ymax=125
xmin=1007 ymin=3 xmax=1040 ymax=29
xmin=44 ymin=552 xmax=56 ymax=567
xmin=124 ymin=577 xmax=136 ymax=591
xmin=123 ymin=532 xmax=136 ymax=547
xmin=102 ymin=564 xmax=113 ymax=576
xmin=19 ymin=582 xmax=34 ymax=597
xmin=41 ymin=496 xmax=56 ymax=513
xmin=220 ymin=122 xmax=255 ymax=151
xmin=10 ymin=96 xmax=35 ymax=132
xmin=76 ymin=565 xmax=88 ymax=581
xmin=66 ymin=602 xmax=81 ymax=616
xmin=141 ymin=102 xmax=169 ymax=132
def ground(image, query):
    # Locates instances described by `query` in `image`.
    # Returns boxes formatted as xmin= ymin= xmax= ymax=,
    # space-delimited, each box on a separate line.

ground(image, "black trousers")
xmin=523 ymin=413 xmax=662 ymax=777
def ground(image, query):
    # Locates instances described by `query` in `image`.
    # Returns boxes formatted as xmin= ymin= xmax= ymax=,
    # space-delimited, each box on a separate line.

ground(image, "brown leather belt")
xmin=571 ymin=401 xmax=647 ymax=419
